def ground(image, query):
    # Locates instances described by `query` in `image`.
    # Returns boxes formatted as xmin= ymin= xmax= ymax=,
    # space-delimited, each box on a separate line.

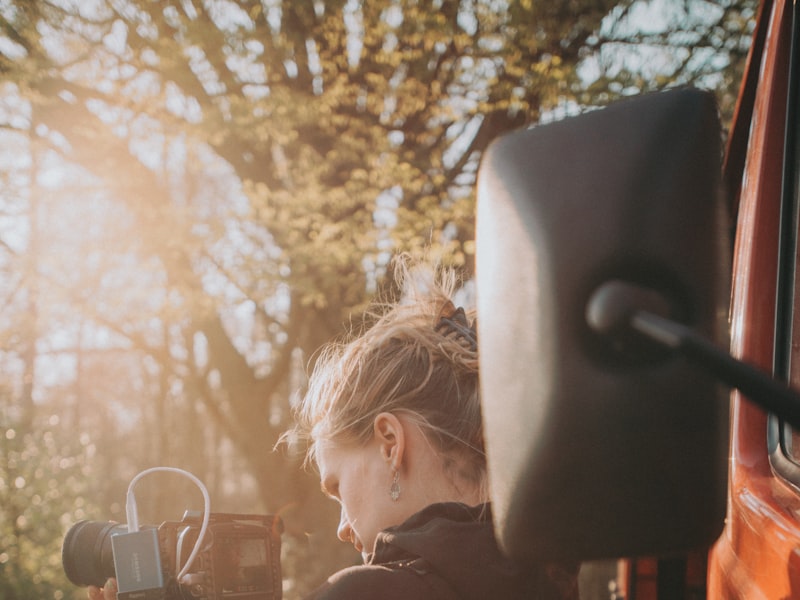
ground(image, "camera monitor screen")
xmin=214 ymin=536 xmax=271 ymax=594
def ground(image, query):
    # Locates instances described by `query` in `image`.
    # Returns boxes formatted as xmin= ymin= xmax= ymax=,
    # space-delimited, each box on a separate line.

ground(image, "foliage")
xmin=578 ymin=0 xmax=755 ymax=128
xmin=0 ymin=0 xmax=757 ymax=596
xmin=0 ymin=409 xmax=99 ymax=600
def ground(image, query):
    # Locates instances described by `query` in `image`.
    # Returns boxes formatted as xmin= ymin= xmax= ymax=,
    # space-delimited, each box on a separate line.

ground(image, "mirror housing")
xmin=476 ymin=88 xmax=730 ymax=562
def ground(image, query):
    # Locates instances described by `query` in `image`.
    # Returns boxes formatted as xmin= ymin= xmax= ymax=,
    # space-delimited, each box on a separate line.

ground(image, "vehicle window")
xmin=768 ymin=209 xmax=800 ymax=477
xmin=774 ymin=300 xmax=800 ymax=474
xmin=769 ymin=0 xmax=800 ymax=484
xmin=780 ymin=421 xmax=800 ymax=464
xmin=779 ymin=273 xmax=800 ymax=469
xmin=783 ymin=254 xmax=800 ymax=467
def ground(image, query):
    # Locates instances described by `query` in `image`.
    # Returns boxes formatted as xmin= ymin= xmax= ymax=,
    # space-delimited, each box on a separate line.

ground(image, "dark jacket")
xmin=306 ymin=503 xmax=579 ymax=599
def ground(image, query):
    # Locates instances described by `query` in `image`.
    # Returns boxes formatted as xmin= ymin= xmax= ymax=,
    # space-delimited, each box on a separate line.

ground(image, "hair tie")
xmin=435 ymin=301 xmax=478 ymax=351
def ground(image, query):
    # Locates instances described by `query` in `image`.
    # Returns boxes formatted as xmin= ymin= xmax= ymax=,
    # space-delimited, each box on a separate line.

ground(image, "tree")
xmin=0 ymin=0 xmax=756 ymax=595
xmin=578 ymin=0 xmax=754 ymax=127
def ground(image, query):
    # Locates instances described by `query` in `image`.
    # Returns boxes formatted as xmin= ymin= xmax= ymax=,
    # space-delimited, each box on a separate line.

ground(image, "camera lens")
xmin=62 ymin=520 xmax=125 ymax=587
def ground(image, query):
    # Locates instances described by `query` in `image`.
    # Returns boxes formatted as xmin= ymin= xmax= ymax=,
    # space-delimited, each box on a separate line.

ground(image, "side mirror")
xmin=476 ymin=88 xmax=730 ymax=562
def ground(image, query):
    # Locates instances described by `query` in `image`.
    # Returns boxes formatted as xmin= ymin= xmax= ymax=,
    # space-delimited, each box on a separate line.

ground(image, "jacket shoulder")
xmin=306 ymin=560 xmax=450 ymax=600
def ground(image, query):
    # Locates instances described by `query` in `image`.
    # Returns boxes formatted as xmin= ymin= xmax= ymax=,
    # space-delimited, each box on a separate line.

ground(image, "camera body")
xmin=63 ymin=512 xmax=283 ymax=600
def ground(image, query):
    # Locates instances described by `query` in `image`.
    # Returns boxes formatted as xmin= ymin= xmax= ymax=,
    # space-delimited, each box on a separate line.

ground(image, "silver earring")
xmin=390 ymin=469 xmax=401 ymax=501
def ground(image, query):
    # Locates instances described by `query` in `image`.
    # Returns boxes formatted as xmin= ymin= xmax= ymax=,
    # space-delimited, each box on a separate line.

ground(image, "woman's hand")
xmin=87 ymin=578 xmax=116 ymax=600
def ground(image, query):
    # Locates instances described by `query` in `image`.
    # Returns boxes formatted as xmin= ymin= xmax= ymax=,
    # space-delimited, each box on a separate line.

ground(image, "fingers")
xmin=87 ymin=578 xmax=117 ymax=600
xmin=103 ymin=578 xmax=117 ymax=600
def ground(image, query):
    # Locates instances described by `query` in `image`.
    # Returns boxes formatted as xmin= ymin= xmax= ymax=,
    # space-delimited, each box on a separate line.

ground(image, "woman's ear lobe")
xmin=373 ymin=412 xmax=405 ymax=466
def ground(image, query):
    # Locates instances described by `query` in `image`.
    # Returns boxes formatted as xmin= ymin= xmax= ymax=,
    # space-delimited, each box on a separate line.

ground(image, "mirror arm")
xmin=588 ymin=280 xmax=800 ymax=430
xmin=631 ymin=310 xmax=800 ymax=430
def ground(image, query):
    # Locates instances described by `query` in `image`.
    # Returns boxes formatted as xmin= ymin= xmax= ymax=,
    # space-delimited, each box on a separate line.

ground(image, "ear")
xmin=373 ymin=412 xmax=405 ymax=469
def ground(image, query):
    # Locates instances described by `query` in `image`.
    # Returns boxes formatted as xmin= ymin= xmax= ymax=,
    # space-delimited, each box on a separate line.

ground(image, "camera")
xmin=62 ymin=512 xmax=283 ymax=600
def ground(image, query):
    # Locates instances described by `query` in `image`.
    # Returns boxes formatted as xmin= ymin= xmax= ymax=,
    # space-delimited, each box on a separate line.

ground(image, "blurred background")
xmin=0 ymin=1 xmax=755 ymax=598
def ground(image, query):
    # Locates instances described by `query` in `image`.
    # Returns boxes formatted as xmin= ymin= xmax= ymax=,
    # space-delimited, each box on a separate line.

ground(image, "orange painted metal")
xmin=707 ymin=0 xmax=800 ymax=596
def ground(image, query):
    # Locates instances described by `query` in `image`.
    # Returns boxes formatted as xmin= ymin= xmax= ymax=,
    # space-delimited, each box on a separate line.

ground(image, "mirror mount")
xmin=587 ymin=279 xmax=800 ymax=430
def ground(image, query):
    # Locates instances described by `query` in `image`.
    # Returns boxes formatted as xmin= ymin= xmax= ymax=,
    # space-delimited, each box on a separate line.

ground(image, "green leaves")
xmin=1 ymin=415 xmax=98 ymax=599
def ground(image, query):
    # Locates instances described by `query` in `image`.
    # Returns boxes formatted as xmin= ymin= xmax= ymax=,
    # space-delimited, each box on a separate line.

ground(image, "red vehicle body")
xmin=475 ymin=0 xmax=800 ymax=598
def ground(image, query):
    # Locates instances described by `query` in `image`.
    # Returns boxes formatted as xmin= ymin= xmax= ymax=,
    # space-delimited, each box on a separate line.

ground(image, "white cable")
xmin=124 ymin=467 xmax=212 ymax=581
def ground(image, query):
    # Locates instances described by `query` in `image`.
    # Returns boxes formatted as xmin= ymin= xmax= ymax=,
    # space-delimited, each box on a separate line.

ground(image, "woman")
xmin=291 ymin=259 xmax=578 ymax=599
xmin=89 ymin=259 xmax=578 ymax=599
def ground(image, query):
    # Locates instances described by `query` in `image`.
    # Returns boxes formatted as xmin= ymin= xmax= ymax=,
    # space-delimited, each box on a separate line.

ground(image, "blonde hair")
xmin=292 ymin=258 xmax=484 ymax=486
